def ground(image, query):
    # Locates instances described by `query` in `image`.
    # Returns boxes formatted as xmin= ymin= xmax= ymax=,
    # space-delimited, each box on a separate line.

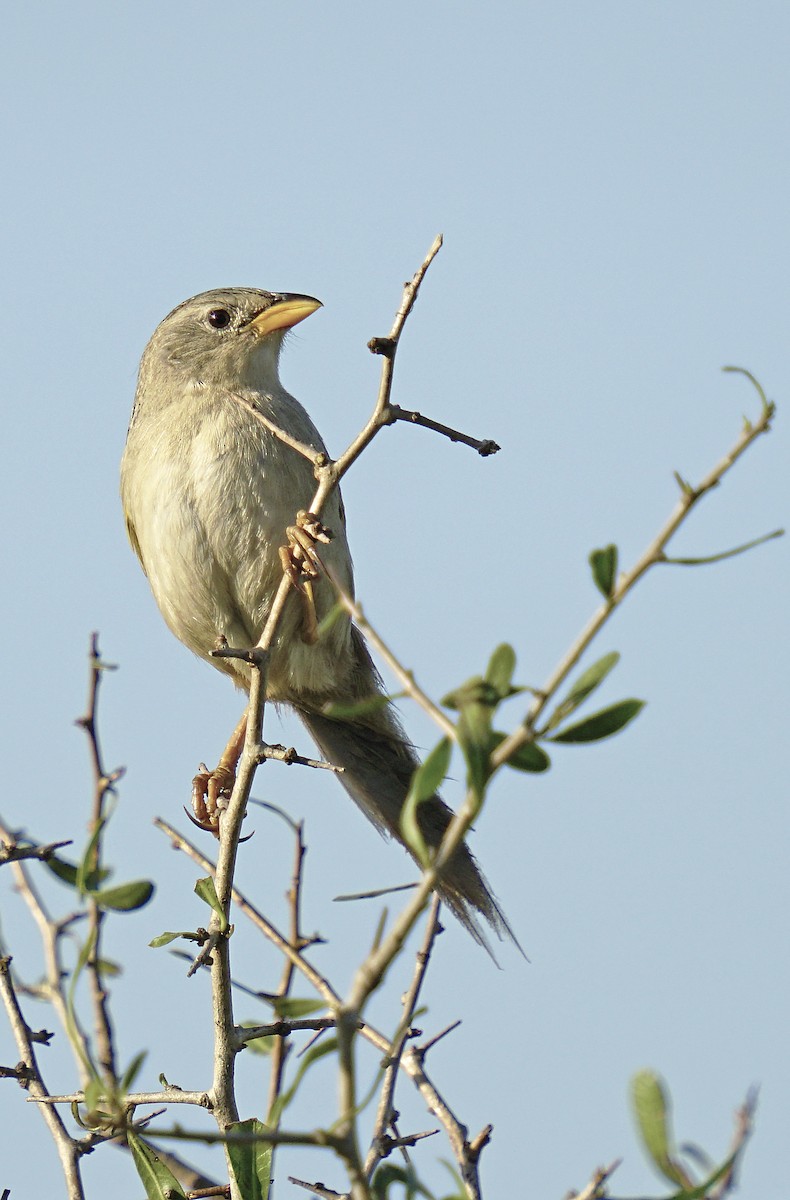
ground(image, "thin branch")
xmin=709 ymin=1088 xmax=758 ymax=1200
xmin=288 ymin=1179 xmax=348 ymax=1200
xmin=0 ymin=816 xmax=92 ymax=1088
xmin=0 ymin=957 xmax=85 ymax=1200
xmin=154 ymin=821 xmax=342 ymax=1013
xmin=491 ymin=373 xmax=777 ymax=771
xmin=258 ymin=743 xmax=344 ymax=773
xmin=388 ymin=405 xmax=500 ymax=457
xmin=323 ymin=568 xmax=457 ymax=740
xmin=569 ymin=1158 xmax=622 ymax=1200
xmin=364 ymin=898 xmax=442 ymax=1179
xmin=30 ymin=1089 xmax=212 ymax=1108
xmin=265 ymin=819 xmax=307 ymax=1131
xmin=75 ymin=634 xmax=120 ymax=1085
xmin=238 ymin=1017 xmax=338 ymax=1045
xmin=0 ymin=837 xmax=72 ymax=866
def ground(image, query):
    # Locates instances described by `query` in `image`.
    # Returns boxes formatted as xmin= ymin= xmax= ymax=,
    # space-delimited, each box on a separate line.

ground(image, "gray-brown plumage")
xmin=120 ymin=287 xmax=515 ymax=950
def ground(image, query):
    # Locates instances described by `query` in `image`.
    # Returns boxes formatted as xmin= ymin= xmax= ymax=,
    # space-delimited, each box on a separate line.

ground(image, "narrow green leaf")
xmin=589 ymin=544 xmax=618 ymax=598
xmin=96 ymin=958 xmax=122 ymax=977
xmin=128 ymin=1132 xmax=187 ymax=1199
xmin=120 ymin=1050 xmax=147 ymax=1093
xmin=401 ymin=738 xmax=453 ymax=866
xmin=241 ymin=1028 xmax=275 ymax=1056
xmin=91 ymin=880 xmax=154 ymax=912
xmin=194 ymin=876 xmax=228 ymax=932
xmin=484 ymin=643 xmax=516 ymax=698
xmin=441 ymin=675 xmax=498 ymax=711
xmin=269 ymin=997 xmax=325 ymax=1019
xmin=268 ymin=1037 xmax=338 ymax=1127
xmin=83 ymin=1077 xmax=104 ymax=1114
xmin=631 ymin=1070 xmax=693 ymax=1189
xmin=45 ymin=855 xmax=108 ymax=891
xmin=316 ymin=600 xmax=347 ymax=638
xmin=227 ymin=1118 xmax=272 ymax=1200
xmin=548 ymin=651 xmax=621 ymax=730
xmin=372 ymin=1162 xmax=435 ymax=1199
xmin=149 ymin=930 xmax=202 ymax=949
xmin=322 ymin=692 xmax=402 ymax=720
xmin=490 ymin=732 xmax=551 ymax=774
xmin=551 ymin=699 xmax=645 ymax=743
xmin=663 ymin=527 xmax=784 ymax=567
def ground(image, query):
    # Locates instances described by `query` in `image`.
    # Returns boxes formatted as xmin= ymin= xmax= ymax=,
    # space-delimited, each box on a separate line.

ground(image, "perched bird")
xmin=120 ymin=287 xmax=514 ymax=949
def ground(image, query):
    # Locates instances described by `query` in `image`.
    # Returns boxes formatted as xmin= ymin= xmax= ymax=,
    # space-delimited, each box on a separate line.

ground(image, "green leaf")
xmin=551 ymin=699 xmax=645 ymax=743
xmin=484 ymin=643 xmax=517 ymax=698
xmin=316 ymin=600 xmax=347 ymax=638
xmin=372 ymin=1162 xmax=435 ymax=1199
xmin=268 ymin=1037 xmax=339 ymax=1127
xmin=149 ymin=930 xmax=202 ymax=949
xmin=322 ymin=692 xmax=402 ymax=720
xmin=90 ymin=880 xmax=154 ymax=912
xmin=194 ymin=876 xmax=228 ymax=932
xmin=76 ymin=809 xmax=113 ymax=896
xmin=490 ymin=731 xmax=551 ymax=773
xmin=401 ymin=738 xmax=453 ymax=866
xmin=631 ymin=1070 xmax=693 ymax=1189
xmin=120 ymin=1050 xmax=147 ymax=1093
xmin=83 ymin=1077 xmax=105 ymax=1115
xmin=45 ymin=854 xmax=108 ymax=891
xmin=128 ymin=1131 xmax=187 ymax=1199
xmin=547 ymin=651 xmax=621 ymax=730
xmin=227 ymin=1118 xmax=272 ymax=1200
xmin=589 ymin=544 xmax=618 ymax=598
xmin=95 ymin=958 xmax=121 ymax=977
xmin=241 ymin=1028 xmax=275 ymax=1056
xmin=441 ymin=675 xmax=498 ymax=711
xmin=269 ymin=997 xmax=326 ymax=1019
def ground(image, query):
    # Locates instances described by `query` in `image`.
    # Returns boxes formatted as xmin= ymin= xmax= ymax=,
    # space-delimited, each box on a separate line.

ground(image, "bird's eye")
xmin=207 ymin=308 xmax=231 ymax=330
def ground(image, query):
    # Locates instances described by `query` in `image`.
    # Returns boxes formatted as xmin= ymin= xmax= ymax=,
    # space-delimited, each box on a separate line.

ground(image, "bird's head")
xmin=140 ymin=287 xmax=322 ymax=391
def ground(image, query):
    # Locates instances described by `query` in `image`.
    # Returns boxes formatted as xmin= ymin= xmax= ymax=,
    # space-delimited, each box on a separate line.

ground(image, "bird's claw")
xmin=280 ymin=511 xmax=333 ymax=645
xmin=280 ymin=510 xmax=332 ymax=584
xmin=191 ymin=762 xmax=236 ymax=834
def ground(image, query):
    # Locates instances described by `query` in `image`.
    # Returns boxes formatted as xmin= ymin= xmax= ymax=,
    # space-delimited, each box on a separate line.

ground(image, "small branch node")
xmin=367 ymin=336 xmax=396 ymax=358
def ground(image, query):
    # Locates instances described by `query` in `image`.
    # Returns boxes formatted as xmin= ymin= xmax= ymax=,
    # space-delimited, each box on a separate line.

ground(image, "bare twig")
xmin=364 ymin=898 xmax=442 ymax=1179
xmin=0 ymin=957 xmax=85 ymax=1200
xmin=709 ymin=1088 xmax=758 ymax=1200
xmin=388 ymin=404 xmax=499 ymax=456
xmin=30 ymin=1089 xmax=212 ymax=1107
xmin=288 ymin=1178 xmax=348 ymax=1200
xmin=258 ymin=743 xmax=344 ymax=773
xmin=322 ymin=569 xmax=457 ymax=740
xmin=569 ymin=1157 xmax=622 ymax=1200
xmin=265 ymin=818 xmax=307 ymax=1134
xmin=0 ymin=816 xmax=92 ymax=1086
xmin=0 ymin=836 xmax=72 ymax=866
xmin=75 ymin=634 xmax=121 ymax=1085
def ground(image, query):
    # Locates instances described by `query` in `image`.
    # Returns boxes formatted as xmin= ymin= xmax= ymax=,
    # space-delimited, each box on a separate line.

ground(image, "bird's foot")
xmin=190 ymin=762 xmax=236 ymax=833
xmin=279 ymin=510 xmax=333 ymax=645
xmin=280 ymin=510 xmax=332 ymax=583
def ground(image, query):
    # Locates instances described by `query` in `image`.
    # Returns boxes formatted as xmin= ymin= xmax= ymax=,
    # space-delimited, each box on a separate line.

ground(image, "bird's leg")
xmin=279 ymin=510 xmax=332 ymax=646
xmin=191 ymin=710 xmax=248 ymax=832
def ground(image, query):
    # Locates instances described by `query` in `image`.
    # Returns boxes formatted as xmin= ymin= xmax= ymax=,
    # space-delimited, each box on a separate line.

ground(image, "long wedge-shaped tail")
xmin=293 ymin=697 xmax=518 ymax=955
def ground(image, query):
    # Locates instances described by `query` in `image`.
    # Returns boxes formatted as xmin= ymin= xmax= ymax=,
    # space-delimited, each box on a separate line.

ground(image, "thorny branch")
xmin=0 ymin=957 xmax=86 ymax=1200
xmin=75 ymin=634 xmax=124 ymax=1084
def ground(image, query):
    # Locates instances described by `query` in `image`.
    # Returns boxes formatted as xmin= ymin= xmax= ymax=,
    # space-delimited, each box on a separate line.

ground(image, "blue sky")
xmin=1 ymin=4 xmax=786 ymax=1198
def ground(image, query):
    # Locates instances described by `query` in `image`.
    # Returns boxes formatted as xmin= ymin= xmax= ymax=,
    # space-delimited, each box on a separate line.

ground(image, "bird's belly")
xmin=135 ymin=425 xmax=354 ymax=698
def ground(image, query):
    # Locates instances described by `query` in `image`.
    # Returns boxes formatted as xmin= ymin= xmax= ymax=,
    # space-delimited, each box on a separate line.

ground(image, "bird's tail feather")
xmin=293 ymin=700 xmax=519 ymax=956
